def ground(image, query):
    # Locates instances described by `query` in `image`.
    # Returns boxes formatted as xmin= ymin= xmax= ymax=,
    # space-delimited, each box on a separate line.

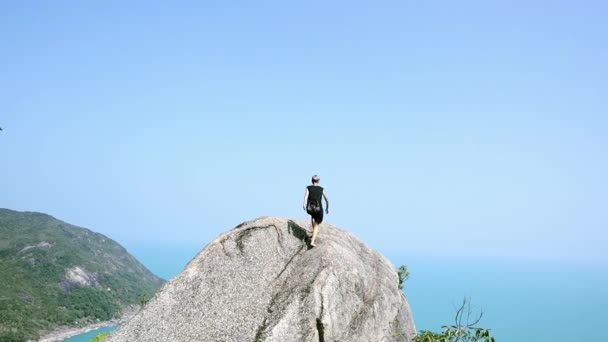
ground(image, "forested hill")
xmin=0 ymin=208 xmax=164 ymax=341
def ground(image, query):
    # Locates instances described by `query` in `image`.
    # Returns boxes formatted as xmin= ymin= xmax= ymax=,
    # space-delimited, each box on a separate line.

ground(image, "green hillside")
xmin=0 ymin=209 xmax=164 ymax=341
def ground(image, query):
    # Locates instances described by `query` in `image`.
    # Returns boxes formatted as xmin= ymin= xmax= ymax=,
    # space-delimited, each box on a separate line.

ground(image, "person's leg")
xmin=310 ymin=220 xmax=319 ymax=246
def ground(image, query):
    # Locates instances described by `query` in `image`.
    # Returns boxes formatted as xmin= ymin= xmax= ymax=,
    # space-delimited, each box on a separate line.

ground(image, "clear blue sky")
xmin=1 ymin=1 xmax=607 ymax=264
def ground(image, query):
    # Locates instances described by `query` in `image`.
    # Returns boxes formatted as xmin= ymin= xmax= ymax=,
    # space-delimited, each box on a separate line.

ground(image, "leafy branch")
xmin=414 ymin=297 xmax=495 ymax=342
xmin=397 ymin=265 xmax=410 ymax=290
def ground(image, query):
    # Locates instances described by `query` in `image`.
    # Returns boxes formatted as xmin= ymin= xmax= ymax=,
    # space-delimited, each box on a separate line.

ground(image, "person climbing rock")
xmin=303 ymin=175 xmax=329 ymax=247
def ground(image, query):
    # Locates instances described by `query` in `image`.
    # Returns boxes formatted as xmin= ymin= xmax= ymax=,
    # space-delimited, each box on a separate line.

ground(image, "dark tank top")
xmin=307 ymin=185 xmax=324 ymax=208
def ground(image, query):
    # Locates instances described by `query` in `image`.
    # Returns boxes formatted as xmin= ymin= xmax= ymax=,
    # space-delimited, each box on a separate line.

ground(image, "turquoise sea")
xmin=68 ymin=244 xmax=608 ymax=341
xmin=59 ymin=325 xmax=116 ymax=342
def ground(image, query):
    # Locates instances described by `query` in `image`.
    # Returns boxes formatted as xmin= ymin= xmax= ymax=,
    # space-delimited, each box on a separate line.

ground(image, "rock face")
xmin=106 ymin=217 xmax=416 ymax=342
xmin=62 ymin=266 xmax=101 ymax=290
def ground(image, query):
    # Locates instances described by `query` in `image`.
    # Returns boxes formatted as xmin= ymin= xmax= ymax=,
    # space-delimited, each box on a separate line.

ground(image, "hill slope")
xmin=0 ymin=208 xmax=164 ymax=341
xmin=107 ymin=217 xmax=416 ymax=342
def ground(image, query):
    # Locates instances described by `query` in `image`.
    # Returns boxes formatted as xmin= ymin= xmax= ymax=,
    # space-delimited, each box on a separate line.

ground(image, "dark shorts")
xmin=309 ymin=209 xmax=324 ymax=224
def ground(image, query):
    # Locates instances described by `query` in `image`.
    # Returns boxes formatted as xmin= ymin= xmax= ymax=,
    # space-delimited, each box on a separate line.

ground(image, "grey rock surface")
xmin=106 ymin=217 xmax=416 ymax=342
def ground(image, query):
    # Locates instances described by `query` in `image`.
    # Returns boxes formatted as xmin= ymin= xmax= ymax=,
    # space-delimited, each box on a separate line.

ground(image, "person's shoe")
xmin=310 ymin=242 xmax=316 ymax=247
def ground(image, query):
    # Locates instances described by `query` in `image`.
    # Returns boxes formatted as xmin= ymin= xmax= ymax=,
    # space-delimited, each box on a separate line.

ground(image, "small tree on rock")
xmin=397 ymin=265 xmax=410 ymax=289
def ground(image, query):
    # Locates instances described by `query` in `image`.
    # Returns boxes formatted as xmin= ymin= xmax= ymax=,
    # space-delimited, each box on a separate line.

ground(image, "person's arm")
xmin=303 ymin=188 xmax=309 ymax=211
xmin=323 ymin=191 xmax=329 ymax=214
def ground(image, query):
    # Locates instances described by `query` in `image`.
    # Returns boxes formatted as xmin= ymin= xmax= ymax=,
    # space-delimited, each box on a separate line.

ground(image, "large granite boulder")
xmin=106 ymin=217 xmax=416 ymax=342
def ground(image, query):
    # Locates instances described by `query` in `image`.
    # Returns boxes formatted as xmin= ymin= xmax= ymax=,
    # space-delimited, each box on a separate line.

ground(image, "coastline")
xmin=38 ymin=306 xmax=138 ymax=342
xmin=38 ymin=321 xmax=117 ymax=342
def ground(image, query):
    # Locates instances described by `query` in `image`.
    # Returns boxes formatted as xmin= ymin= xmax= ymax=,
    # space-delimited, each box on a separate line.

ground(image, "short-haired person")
xmin=303 ymin=175 xmax=329 ymax=247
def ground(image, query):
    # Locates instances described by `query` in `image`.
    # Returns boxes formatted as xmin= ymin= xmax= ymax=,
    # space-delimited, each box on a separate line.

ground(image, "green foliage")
xmin=0 ymin=208 xmax=164 ymax=341
xmin=139 ymin=293 xmax=150 ymax=307
xmin=90 ymin=331 xmax=110 ymax=342
xmin=415 ymin=327 xmax=495 ymax=342
xmin=415 ymin=330 xmax=445 ymax=342
xmin=60 ymin=287 xmax=120 ymax=321
xmin=397 ymin=265 xmax=409 ymax=289
xmin=413 ymin=298 xmax=495 ymax=342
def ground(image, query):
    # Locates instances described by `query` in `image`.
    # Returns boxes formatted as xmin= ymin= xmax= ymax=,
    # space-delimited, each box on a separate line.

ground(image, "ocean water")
xmin=390 ymin=255 xmax=608 ymax=341
xmin=60 ymin=325 xmax=116 ymax=342
xmin=69 ymin=244 xmax=608 ymax=341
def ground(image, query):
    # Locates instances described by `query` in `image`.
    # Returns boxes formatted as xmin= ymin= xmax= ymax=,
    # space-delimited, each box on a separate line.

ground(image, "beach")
xmin=38 ymin=306 xmax=138 ymax=342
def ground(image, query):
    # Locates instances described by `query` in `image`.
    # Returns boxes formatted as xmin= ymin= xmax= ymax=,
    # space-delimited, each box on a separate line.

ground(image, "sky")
xmin=1 ymin=1 xmax=607 ymax=265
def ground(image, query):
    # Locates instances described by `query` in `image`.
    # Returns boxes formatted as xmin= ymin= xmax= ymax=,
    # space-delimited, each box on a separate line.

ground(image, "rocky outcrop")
xmin=106 ymin=217 xmax=416 ymax=342
xmin=18 ymin=241 xmax=52 ymax=253
xmin=62 ymin=266 xmax=101 ymax=290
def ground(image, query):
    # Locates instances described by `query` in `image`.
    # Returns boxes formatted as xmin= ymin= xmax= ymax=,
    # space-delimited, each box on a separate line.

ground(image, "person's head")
xmin=311 ymin=175 xmax=320 ymax=185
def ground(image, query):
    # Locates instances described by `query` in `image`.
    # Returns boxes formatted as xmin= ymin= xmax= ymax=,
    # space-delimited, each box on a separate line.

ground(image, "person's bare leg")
xmin=310 ymin=220 xmax=319 ymax=246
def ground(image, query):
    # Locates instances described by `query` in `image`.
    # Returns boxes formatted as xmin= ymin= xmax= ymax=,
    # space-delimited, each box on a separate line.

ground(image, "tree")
xmin=397 ymin=265 xmax=410 ymax=289
xmin=414 ymin=298 xmax=495 ymax=342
